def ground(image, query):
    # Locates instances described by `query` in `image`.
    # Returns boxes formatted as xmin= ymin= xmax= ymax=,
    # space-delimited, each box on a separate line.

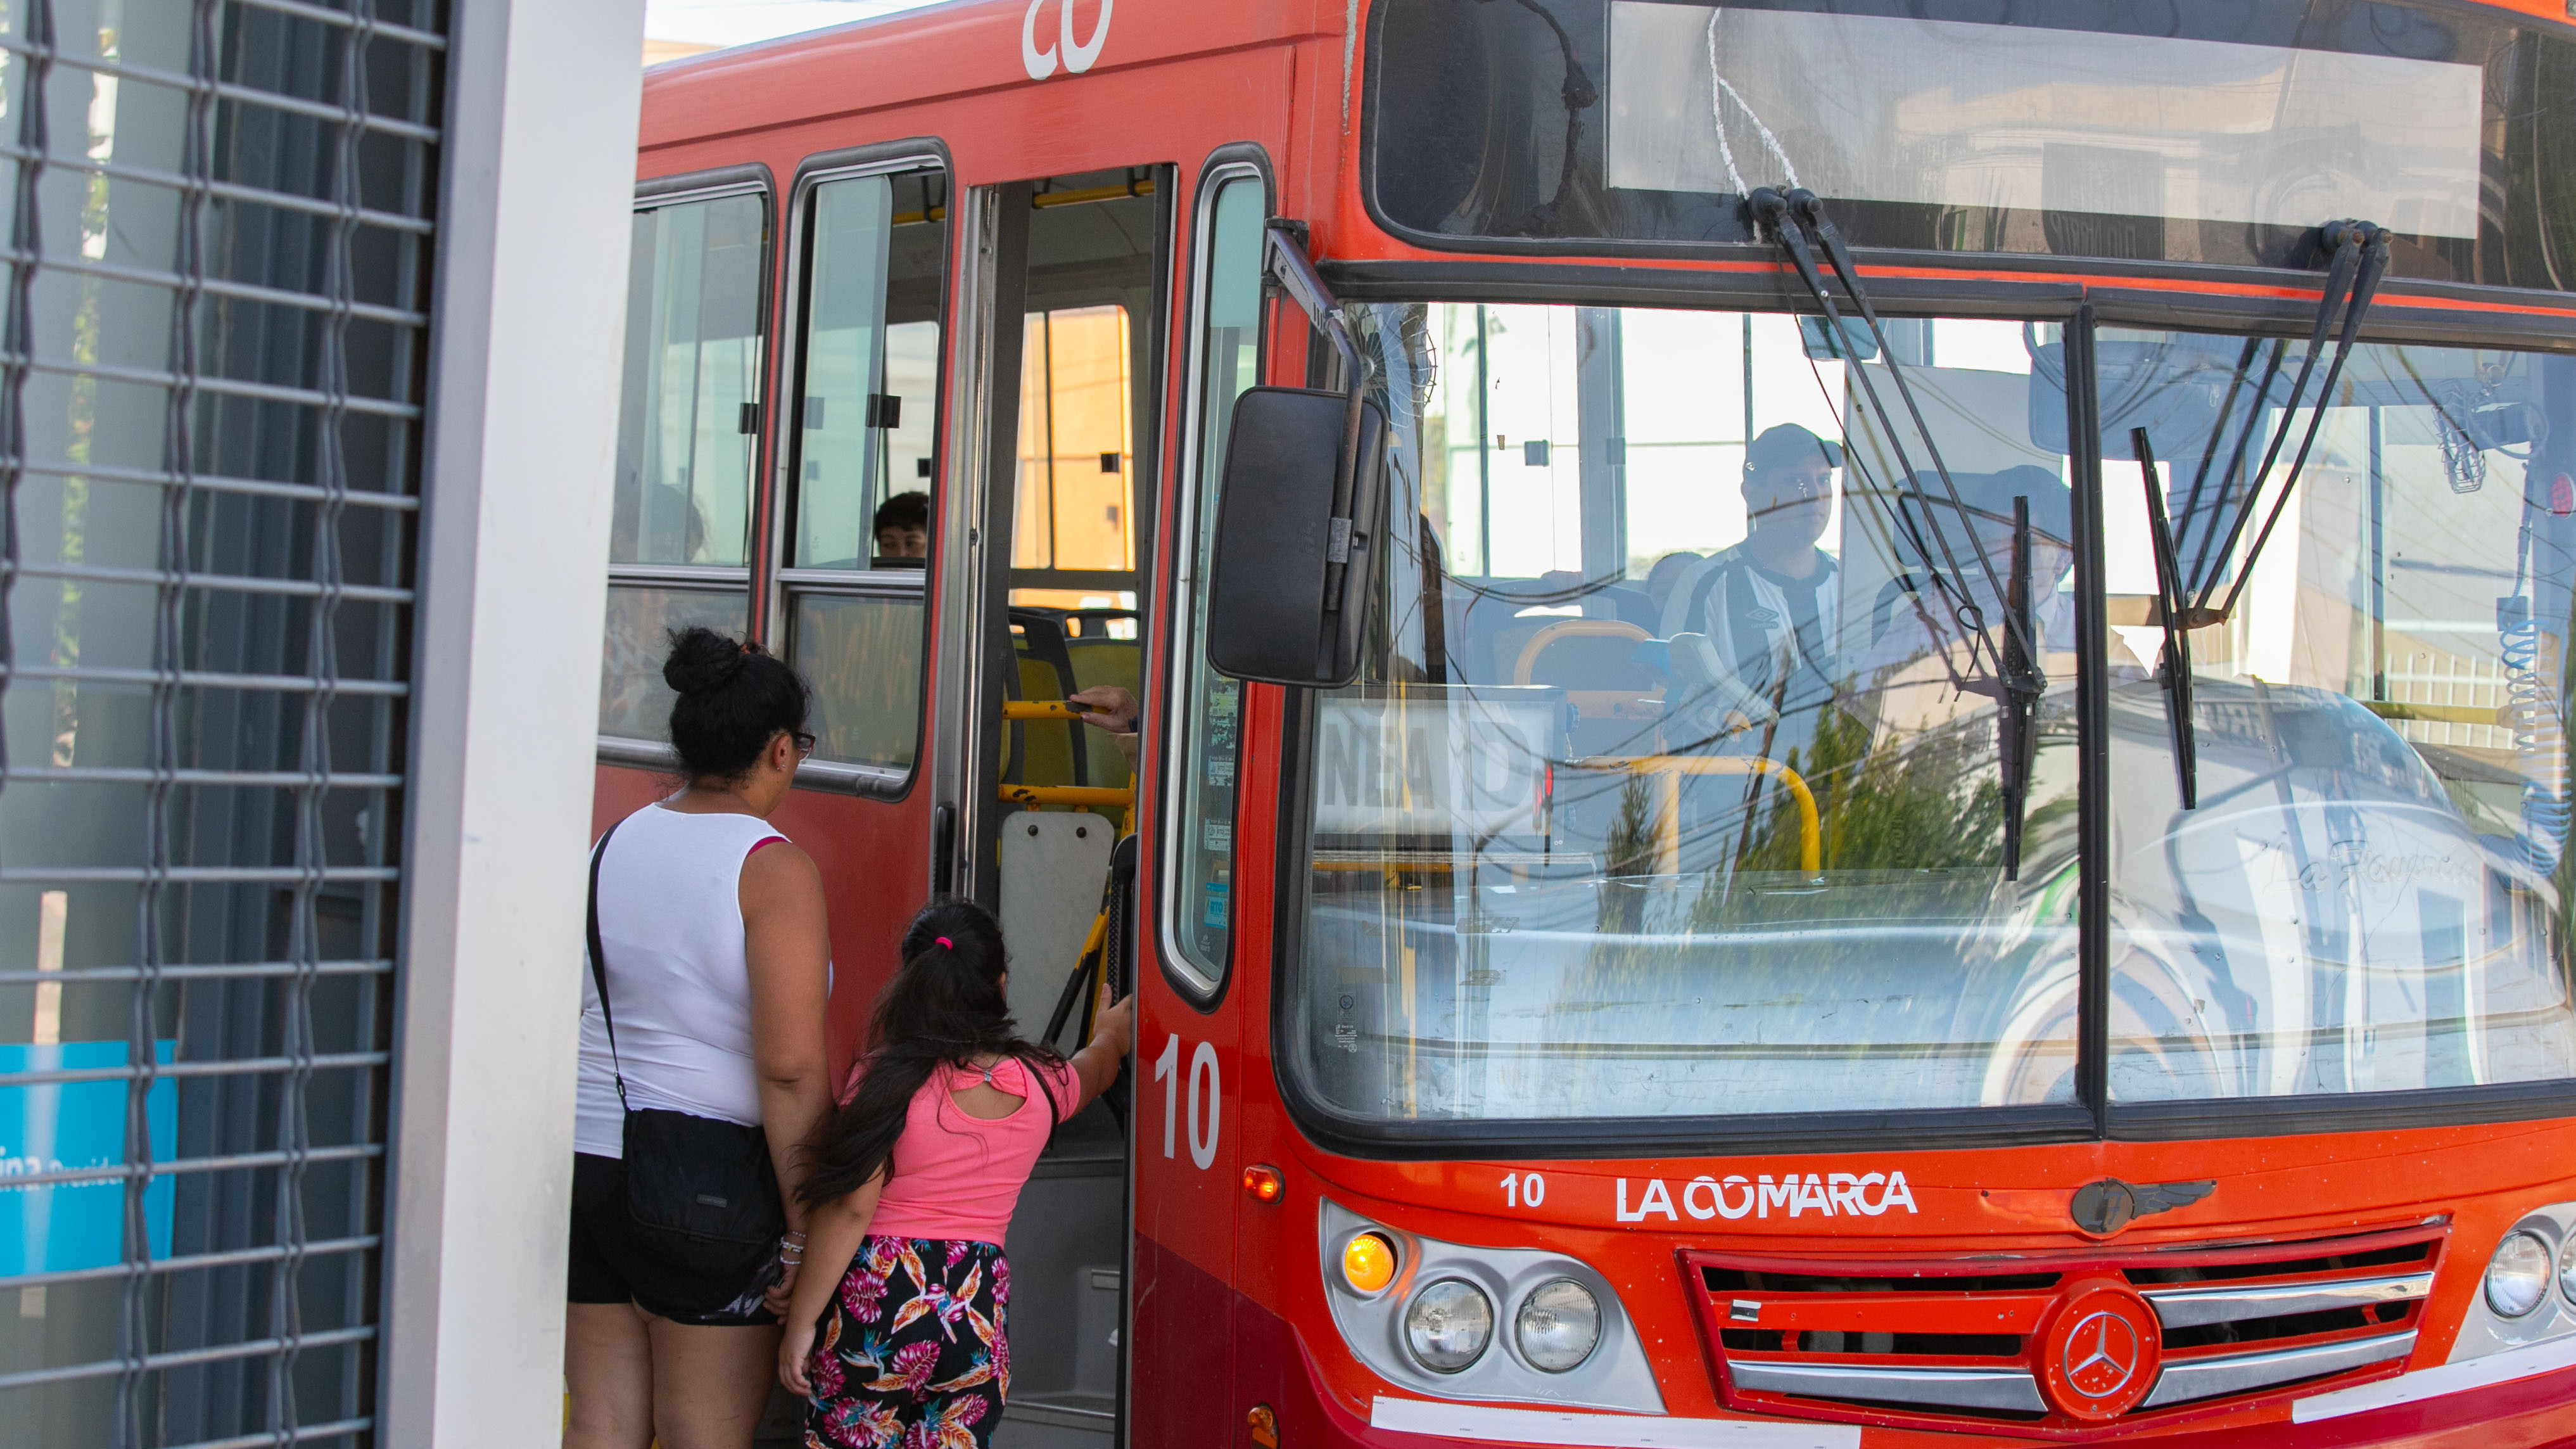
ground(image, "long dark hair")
xmin=796 ymin=898 xmax=1068 ymax=1206
xmin=663 ymin=625 xmax=810 ymax=782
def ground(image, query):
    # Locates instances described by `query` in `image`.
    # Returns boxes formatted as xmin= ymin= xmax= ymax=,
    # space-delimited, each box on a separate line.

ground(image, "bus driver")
xmin=1657 ymin=424 xmax=1845 ymax=753
xmin=1656 ymin=423 xmax=1845 ymax=717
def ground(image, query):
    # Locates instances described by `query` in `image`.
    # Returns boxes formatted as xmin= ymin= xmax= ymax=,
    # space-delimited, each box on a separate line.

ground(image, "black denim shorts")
xmin=566 ymin=1151 xmax=778 ymax=1326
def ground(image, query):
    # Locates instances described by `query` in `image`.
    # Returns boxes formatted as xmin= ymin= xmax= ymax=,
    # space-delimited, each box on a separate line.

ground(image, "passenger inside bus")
xmin=1068 ymin=684 xmax=1139 ymax=772
xmin=1862 ymin=468 xmax=2073 ymax=655
xmin=1640 ymin=547 xmax=1700 ymax=615
xmin=1851 ymin=465 xmax=2095 ymax=741
xmin=870 ymin=489 xmax=929 ymax=566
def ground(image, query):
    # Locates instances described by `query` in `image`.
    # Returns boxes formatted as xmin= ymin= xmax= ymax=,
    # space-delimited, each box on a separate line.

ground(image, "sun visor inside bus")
xmin=2031 ymin=336 xmax=2553 ymax=470
xmin=2024 ymin=340 xmax=2216 ymax=457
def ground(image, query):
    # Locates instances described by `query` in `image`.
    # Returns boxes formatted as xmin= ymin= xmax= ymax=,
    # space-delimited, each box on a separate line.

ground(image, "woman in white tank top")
xmin=566 ymin=627 xmax=834 ymax=1449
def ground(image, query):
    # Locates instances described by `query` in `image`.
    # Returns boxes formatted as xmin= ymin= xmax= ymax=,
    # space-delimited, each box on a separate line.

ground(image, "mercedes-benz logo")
xmin=2061 ymin=1308 xmax=2142 ymax=1398
xmin=2040 ymin=1283 xmax=2160 ymax=1420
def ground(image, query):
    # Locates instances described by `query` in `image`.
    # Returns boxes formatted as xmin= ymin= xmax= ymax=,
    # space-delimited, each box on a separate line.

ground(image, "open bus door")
xmin=929 ymin=164 xmax=1176 ymax=1449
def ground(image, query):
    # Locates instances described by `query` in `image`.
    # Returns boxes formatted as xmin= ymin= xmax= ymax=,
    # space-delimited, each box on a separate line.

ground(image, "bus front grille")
xmin=1686 ymin=1222 xmax=2444 ymax=1437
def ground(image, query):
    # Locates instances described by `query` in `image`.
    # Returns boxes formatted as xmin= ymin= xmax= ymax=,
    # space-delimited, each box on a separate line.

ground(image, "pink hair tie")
xmin=936 ymin=936 xmax=954 ymax=950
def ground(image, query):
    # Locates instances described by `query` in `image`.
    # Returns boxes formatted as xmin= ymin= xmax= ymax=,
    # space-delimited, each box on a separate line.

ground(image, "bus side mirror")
xmin=1204 ymin=385 xmax=1388 ymax=688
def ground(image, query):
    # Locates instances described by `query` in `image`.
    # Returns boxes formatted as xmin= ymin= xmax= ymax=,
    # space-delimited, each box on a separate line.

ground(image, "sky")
xmin=644 ymin=0 xmax=947 ymax=50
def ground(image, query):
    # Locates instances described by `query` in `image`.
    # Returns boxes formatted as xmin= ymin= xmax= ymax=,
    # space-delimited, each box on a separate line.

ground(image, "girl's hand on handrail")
xmin=1096 ymin=993 xmax=1134 ymax=1057
xmin=1071 ymin=994 xmax=1135 ymax=1111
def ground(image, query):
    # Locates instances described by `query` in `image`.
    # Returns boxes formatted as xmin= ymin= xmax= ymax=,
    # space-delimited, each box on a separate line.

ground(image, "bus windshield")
xmin=1284 ymin=302 xmax=2576 ymax=1127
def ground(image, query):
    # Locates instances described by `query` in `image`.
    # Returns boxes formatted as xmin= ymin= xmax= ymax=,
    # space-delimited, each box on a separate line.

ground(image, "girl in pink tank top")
xmin=778 ymin=900 xmax=1134 ymax=1449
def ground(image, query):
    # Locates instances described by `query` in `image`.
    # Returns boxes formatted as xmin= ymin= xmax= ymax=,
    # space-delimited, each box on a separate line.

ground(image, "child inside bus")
xmin=780 ymin=900 xmax=1134 ymax=1449
xmin=872 ymin=490 xmax=930 ymax=566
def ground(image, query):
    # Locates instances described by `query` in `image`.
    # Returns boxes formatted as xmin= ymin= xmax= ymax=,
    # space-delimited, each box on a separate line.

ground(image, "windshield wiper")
xmin=1750 ymin=186 xmax=2046 ymax=876
xmin=2000 ymin=495 xmax=2043 ymax=872
xmin=2186 ymin=221 xmax=2390 ymax=623
xmin=2131 ymin=428 xmax=2199 ymax=809
xmin=2127 ymin=221 xmax=2388 ymax=811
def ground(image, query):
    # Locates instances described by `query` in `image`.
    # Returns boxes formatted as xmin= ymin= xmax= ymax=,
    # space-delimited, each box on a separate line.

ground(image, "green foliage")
xmin=1595 ymin=774 xmax=1656 ymax=935
xmin=1742 ymin=706 xmax=2002 ymax=869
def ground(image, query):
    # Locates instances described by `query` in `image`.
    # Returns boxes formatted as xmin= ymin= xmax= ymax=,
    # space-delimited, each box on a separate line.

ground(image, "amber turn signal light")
xmin=1243 ymin=1165 xmax=1283 ymax=1203
xmin=1342 ymin=1231 xmax=1397 ymax=1293
xmin=1246 ymin=1403 xmax=1278 ymax=1449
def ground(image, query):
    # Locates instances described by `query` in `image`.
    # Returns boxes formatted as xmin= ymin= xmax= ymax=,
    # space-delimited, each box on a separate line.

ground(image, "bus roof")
xmin=637 ymin=0 xmax=1343 ymax=166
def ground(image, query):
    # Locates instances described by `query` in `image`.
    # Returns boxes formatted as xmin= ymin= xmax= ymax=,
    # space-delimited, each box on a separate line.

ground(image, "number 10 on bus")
xmin=1154 ymin=1035 xmax=1219 ymax=1170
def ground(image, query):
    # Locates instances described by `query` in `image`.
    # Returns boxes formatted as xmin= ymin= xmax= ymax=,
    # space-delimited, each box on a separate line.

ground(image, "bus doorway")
xmin=959 ymin=166 xmax=1172 ymax=1449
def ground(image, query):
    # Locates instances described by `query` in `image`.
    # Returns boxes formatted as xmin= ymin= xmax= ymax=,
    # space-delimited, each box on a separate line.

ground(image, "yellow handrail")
xmin=1570 ymin=755 xmax=1821 ymax=876
xmin=996 ymin=698 xmax=1134 ymax=827
xmin=998 ymin=783 xmax=1134 ymax=809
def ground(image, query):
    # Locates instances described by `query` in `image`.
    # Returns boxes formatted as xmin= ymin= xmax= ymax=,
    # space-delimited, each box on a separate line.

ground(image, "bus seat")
xmin=1479 ymin=615 xmax=1559 ymax=686
xmin=1009 ymin=609 xmax=1086 ymax=791
xmin=1061 ymin=607 xmax=1138 ymax=641
xmin=1594 ymin=584 xmax=1661 ymax=630
xmin=1513 ymin=618 xmax=1654 ymax=689
xmin=1013 ymin=653 xmax=1083 ymax=784
xmin=1010 ymin=609 xmax=1120 ymax=826
xmin=1514 ymin=619 xmax=1658 ymax=757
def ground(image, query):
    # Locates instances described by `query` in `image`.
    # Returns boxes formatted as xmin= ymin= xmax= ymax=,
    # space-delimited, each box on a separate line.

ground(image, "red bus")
xmin=604 ymin=2 xmax=2576 ymax=1444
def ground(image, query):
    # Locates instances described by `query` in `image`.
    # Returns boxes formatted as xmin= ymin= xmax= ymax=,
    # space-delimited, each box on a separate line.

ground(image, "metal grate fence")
xmin=0 ymin=0 xmax=442 ymax=1443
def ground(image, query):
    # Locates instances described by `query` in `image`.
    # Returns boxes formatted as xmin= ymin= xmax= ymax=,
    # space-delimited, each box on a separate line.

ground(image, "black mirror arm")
xmin=1265 ymin=221 xmax=1374 ymax=679
xmin=1264 ymin=222 xmax=1361 ymax=377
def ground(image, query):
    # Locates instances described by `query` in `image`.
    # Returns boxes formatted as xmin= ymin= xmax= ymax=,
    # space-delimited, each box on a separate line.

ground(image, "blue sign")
xmin=1 ymin=1041 xmax=177 ymax=1277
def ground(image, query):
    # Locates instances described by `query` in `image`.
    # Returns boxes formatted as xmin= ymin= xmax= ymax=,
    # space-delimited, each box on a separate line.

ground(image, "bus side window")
xmin=1163 ymin=169 xmax=1265 ymax=993
xmin=600 ymin=190 xmax=766 ymax=743
xmin=781 ymin=167 xmax=946 ymax=777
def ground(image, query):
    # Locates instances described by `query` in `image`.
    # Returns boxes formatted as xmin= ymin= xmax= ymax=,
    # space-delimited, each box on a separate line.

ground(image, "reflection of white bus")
xmin=2106 ymin=679 xmax=2568 ymax=1102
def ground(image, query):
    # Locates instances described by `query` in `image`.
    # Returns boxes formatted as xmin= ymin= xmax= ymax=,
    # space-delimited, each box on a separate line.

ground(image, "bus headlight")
xmin=1405 ymin=1279 xmax=1494 ymax=1372
xmin=2560 ymin=1232 xmax=2576 ymax=1308
xmin=1516 ymin=1278 xmax=1601 ymax=1371
xmin=2485 ymin=1230 xmax=2553 ymax=1317
xmin=1317 ymin=1200 xmax=1663 ymax=1411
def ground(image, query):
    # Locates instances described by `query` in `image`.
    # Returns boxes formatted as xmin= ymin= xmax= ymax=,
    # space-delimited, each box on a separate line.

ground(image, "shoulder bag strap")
xmin=585 ymin=817 xmax=630 ymax=1110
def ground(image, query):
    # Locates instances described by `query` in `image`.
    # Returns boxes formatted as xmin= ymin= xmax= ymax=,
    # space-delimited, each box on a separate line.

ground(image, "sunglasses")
xmin=791 ymin=731 xmax=818 ymax=755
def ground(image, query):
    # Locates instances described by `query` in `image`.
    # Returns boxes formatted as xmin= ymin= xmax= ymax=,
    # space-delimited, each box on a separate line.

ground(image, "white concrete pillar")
xmin=380 ymin=1 xmax=647 ymax=1441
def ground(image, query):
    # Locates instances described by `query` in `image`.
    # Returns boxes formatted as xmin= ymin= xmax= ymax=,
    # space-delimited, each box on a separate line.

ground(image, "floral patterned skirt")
xmin=804 ymin=1236 xmax=1010 ymax=1449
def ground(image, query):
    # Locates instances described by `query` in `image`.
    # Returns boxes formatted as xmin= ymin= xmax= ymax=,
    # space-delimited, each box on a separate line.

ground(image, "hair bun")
xmin=662 ymin=625 xmax=751 ymax=695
